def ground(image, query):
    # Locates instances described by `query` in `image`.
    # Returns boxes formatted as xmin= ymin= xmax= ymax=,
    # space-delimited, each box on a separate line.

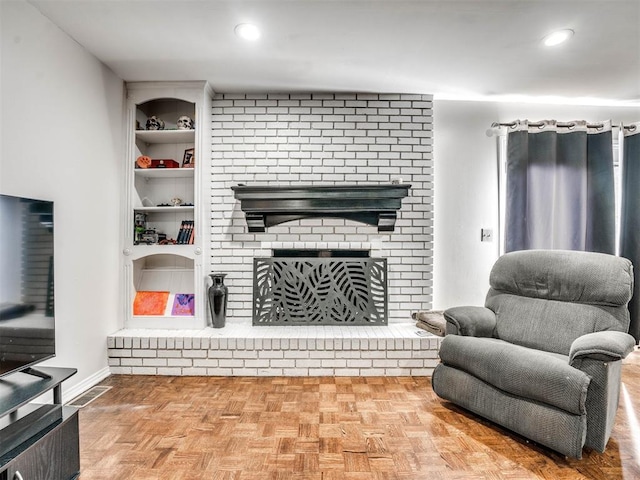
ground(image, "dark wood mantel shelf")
xmin=231 ymin=183 xmax=411 ymax=232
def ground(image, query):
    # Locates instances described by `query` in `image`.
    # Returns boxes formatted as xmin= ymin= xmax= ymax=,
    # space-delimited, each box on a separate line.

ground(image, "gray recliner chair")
xmin=432 ymin=249 xmax=636 ymax=458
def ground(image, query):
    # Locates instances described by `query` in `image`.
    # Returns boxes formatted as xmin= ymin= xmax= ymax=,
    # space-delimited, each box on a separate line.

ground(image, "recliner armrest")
xmin=569 ymin=331 xmax=636 ymax=366
xmin=443 ymin=306 xmax=497 ymax=337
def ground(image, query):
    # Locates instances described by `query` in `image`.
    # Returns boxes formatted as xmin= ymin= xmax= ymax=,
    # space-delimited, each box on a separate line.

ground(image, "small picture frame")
xmin=182 ymin=148 xmax=195 ymax=168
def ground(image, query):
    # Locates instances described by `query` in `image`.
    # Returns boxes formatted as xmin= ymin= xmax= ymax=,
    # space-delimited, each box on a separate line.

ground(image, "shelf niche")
xmin=132 ymin=254 xmax=195 ymax=319
xmin=135 ymin=98 xmax=196 ymax=132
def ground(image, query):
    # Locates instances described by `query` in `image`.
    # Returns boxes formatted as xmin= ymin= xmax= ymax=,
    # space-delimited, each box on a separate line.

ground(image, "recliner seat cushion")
xmin=438 ymin=335 xmax=591 ymax=415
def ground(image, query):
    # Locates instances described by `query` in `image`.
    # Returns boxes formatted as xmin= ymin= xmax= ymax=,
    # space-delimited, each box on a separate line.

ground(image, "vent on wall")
xmin=231 ymin=183 xmax=411 ymax=232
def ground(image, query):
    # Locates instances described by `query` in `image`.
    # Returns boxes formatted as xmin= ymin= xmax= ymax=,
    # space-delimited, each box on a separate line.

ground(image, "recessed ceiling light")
xmin=235 ymin=23 xmax=260 ymax=41
xmin=543 ymin=29 xmax=574 ymax=47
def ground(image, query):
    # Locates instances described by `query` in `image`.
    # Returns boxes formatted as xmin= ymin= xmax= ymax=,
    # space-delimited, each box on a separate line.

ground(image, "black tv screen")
xmin=0 ymin=194 xmax=55 ymax=377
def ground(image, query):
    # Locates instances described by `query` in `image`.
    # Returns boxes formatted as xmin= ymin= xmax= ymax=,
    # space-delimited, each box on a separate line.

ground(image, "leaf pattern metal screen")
xmin=253 ymin=258 xmax=387 ymax=325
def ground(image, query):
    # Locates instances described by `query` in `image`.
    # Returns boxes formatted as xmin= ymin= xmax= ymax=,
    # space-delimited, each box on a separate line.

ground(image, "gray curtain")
xmin=619 ymin=124 xmax=640 ymax=343
xmin=505 ymin=120 xmax=615 ymax=254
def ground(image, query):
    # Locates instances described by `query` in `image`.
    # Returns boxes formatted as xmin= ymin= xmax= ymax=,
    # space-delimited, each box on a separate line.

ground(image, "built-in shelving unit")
xmin=123 ymin=82 xmax=213 ymax=329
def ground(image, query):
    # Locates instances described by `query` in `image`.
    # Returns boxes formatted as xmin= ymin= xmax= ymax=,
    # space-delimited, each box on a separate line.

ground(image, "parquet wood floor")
xmin=77 ymin=349 xmax=640 ymax=480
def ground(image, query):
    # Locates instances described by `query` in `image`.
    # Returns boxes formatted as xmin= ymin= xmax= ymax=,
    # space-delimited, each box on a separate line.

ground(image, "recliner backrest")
xmin=485 ymin=250 xmax=633 ymax=355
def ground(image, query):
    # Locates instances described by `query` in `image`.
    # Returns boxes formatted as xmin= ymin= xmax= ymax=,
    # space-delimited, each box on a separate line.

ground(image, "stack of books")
xmin=177 ymin=220 xmax=194 ymax=244
xmin=412 ymin=310 xmax=446 ymax=336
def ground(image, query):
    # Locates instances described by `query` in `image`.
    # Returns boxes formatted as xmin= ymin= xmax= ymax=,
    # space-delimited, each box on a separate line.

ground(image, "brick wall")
xmin=209 ymin=93 xmax=433 ymax=323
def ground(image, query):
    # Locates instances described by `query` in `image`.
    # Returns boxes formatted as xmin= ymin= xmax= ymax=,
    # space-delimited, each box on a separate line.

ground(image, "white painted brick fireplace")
xmin=210 ymin=92 xmax=434 ymax=321
xmin=108 ymin=92 xmax=440 ymax=376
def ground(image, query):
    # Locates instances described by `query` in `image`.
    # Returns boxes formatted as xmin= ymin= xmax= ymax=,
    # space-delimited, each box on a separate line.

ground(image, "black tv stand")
xmin=21 ymin=367 xmax=53 ymax=380
xmin=0 ymin=367 xmax=79 ymax=480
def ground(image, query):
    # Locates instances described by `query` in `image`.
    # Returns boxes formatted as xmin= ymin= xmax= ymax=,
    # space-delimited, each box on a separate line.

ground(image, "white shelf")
xmin=136 ymin=129 xmax=195 ymax=144
xmin=130 ymin=245 xmax=196 ymax=260
xmin=134 ymin=206 xmax=194 ymax=213
xmin=135 ymin=168 xmax=194 ymax=179
xmin=126 ymin=316 xmax=202 ymax=330
xmin=137 ymin=267 xmax=194 ymax=272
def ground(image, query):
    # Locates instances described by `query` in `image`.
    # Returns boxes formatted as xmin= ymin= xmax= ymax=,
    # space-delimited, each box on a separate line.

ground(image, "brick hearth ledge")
xmin=107 ymin=320 xmax=442 ymax=377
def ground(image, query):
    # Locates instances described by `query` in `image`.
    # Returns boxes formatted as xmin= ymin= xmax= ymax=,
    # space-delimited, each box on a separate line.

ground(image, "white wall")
xmin=0 ymin=1 xmax=124 ymax=395
xmin=433 ymin=99 xmax=640 ymax=310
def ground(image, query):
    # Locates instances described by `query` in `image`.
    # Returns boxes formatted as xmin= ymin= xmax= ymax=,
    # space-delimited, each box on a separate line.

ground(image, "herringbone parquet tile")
xmin=77 ymin=350 xmax=640 ymax=479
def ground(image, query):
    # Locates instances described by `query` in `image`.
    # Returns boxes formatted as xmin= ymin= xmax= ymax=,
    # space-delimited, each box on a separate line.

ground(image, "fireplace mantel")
xmin=231 ymin=184 xmax=411 ymax=232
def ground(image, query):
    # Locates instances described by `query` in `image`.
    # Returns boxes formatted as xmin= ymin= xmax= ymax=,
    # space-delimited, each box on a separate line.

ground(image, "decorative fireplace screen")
xmin=253 ymin=257 xmax=387 ymax=325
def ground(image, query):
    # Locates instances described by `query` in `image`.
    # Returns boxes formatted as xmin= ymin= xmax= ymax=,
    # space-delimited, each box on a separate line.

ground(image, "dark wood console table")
xmin=0 ymin=367 xmax=79 ymax=480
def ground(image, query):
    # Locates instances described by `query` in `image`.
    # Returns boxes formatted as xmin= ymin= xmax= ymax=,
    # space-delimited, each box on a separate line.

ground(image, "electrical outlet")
xmin=481 ymin=228 xmax=493 ymax=242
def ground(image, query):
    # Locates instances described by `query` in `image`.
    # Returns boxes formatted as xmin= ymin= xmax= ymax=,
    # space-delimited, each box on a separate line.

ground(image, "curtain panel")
xmin=620 ymin=123 xmax=640 ymax=342
xmin=505 ymin=120 xmax=615 ymax=254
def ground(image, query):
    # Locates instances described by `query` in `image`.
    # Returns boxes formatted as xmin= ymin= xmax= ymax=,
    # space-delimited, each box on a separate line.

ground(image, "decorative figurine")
xmin=140 ymin=229 xmax=159 ymax=245
xmin=136 ymin=155 xmax=152 ymax=169
xmin=177 ymin=115 xmax=194 ymax=130
xmin=146 ymin=116 xmax=165 ymax=130
xmin=134 ymin=212 xmax=147 ymax=245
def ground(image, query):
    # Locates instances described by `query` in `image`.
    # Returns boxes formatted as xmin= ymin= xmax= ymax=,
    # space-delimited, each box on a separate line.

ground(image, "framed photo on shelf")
xmin=182 ymin=148 xmax=195 ymax=168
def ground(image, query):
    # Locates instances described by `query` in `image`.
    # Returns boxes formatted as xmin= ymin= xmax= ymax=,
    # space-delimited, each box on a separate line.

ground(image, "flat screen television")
xmin=0 ymin=194 xmax=55 ymax=378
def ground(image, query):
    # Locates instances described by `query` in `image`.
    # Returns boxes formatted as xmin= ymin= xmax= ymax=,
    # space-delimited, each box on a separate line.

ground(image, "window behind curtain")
xmin=496 ymin=132 xmax=620 ymax=255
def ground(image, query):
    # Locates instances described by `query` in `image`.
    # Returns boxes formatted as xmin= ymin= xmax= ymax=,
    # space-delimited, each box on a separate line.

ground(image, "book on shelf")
xmin=133 ymin=291 xmax=170 ymax=316
xmin=176 ymin=220 xmax=194 ymax=244
xmin=171 ymin=293 xmax=195 ymax=316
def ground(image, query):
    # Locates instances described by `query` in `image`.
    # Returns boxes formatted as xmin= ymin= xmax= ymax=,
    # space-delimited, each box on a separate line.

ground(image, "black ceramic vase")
xmin=208 ymin=273 xmax=228 ymax=328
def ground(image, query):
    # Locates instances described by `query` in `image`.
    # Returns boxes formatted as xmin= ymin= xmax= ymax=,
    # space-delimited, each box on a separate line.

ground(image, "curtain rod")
xmin=491 ymin=121 xmax=637 ymax=131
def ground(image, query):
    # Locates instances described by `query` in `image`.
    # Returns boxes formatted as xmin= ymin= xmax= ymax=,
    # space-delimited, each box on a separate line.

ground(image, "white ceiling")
xmin=30 ymin=0 xmax=640 ymax=105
